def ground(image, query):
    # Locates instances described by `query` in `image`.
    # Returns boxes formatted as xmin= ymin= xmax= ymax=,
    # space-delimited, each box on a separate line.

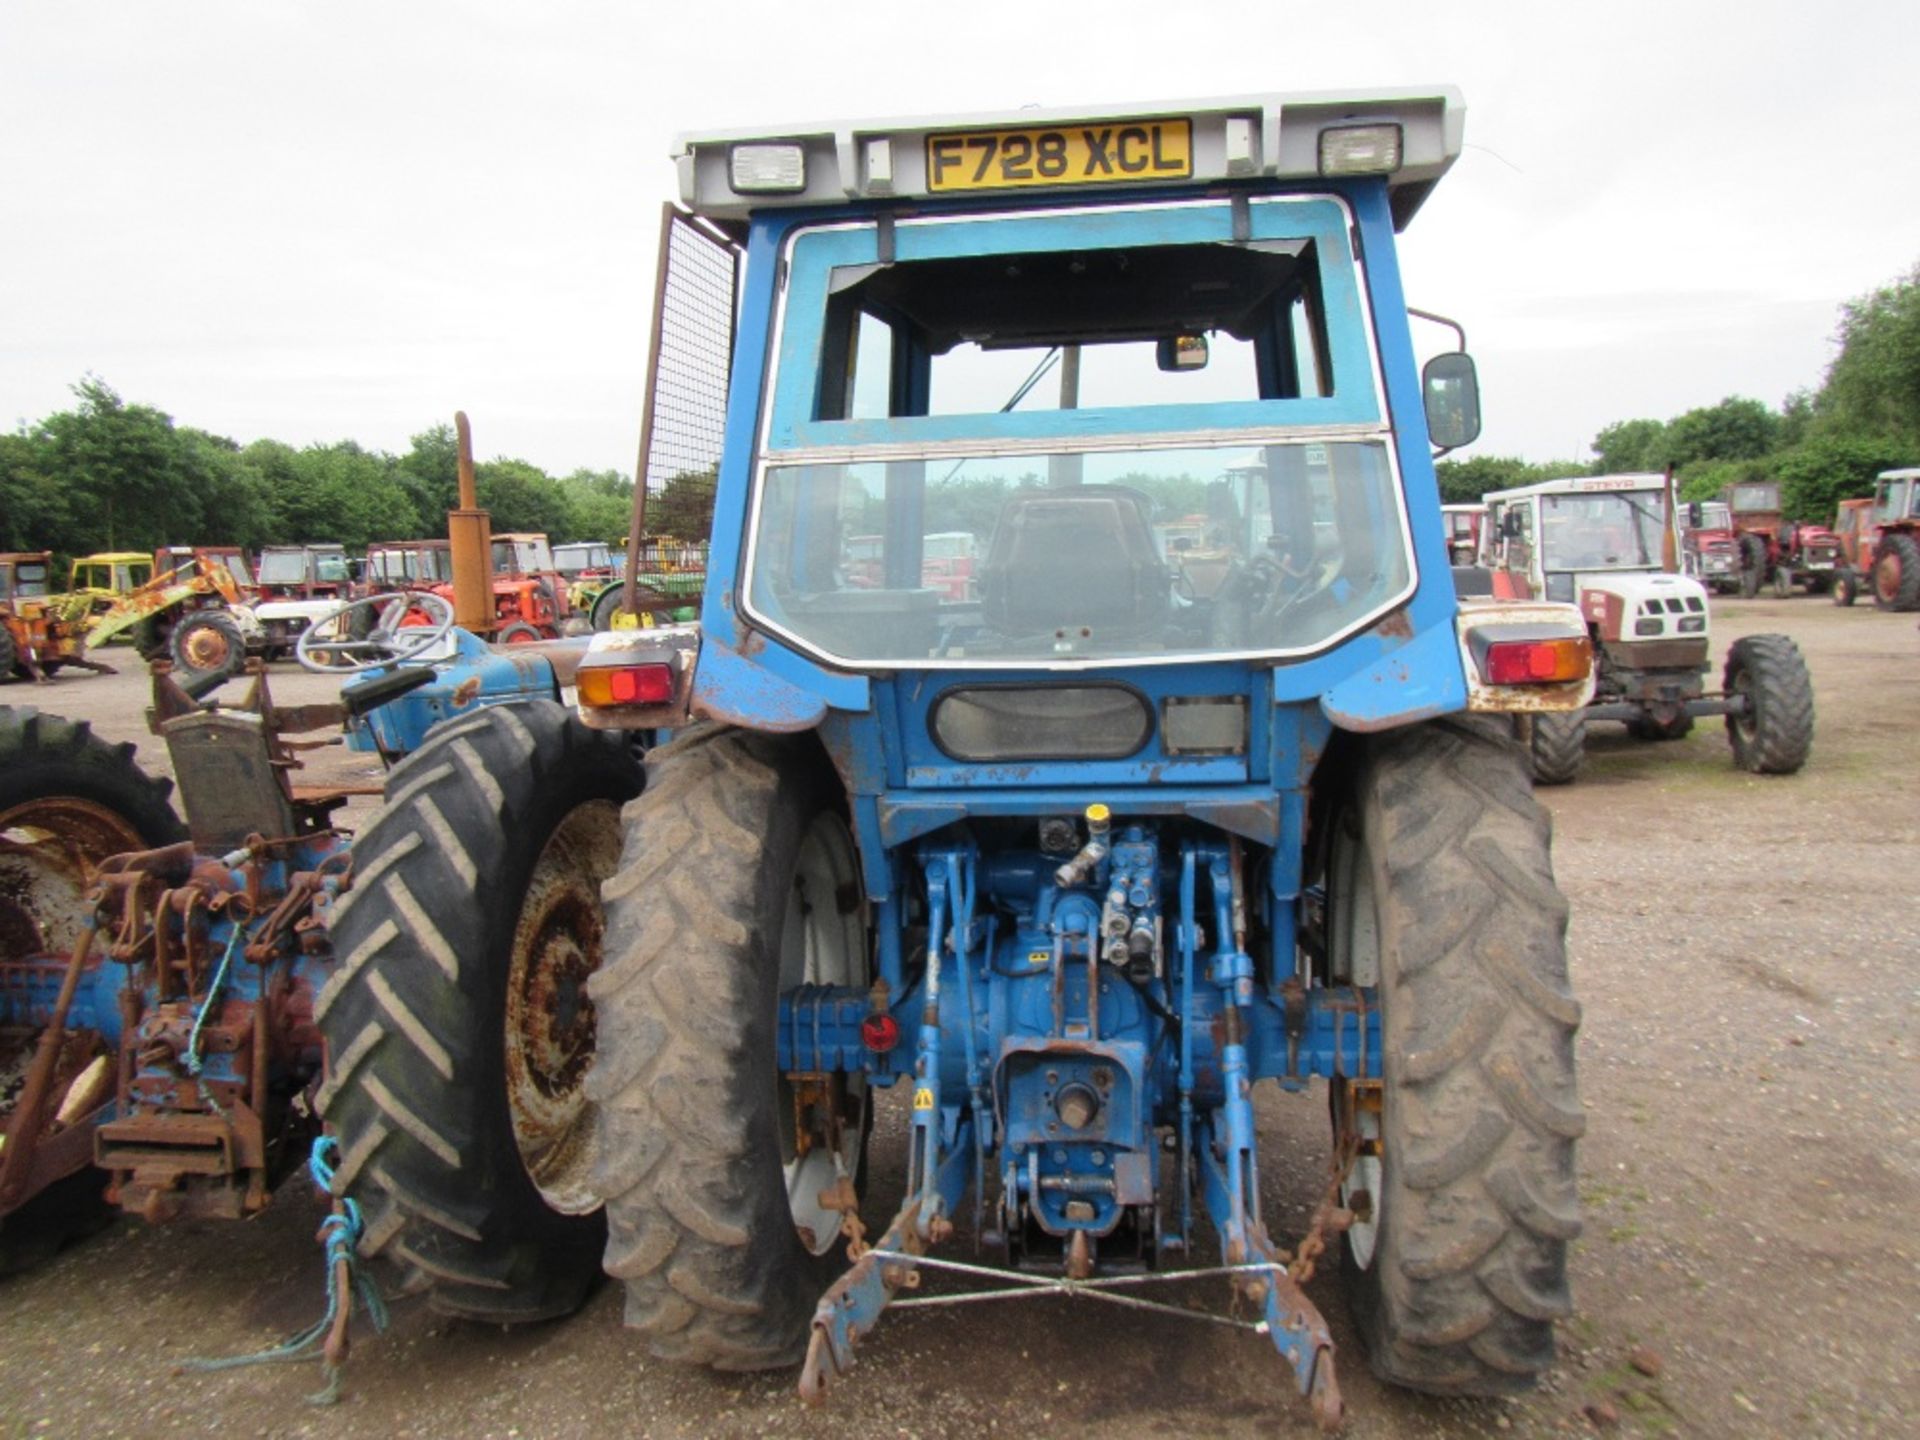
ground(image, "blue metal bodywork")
xmin=345 ymin=629 xmax=564 ymax=757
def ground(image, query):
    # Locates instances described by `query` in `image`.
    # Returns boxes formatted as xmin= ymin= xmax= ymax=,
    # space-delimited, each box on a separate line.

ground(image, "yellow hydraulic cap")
xmin=1085 ymin=803 xmax=1111 ymax=827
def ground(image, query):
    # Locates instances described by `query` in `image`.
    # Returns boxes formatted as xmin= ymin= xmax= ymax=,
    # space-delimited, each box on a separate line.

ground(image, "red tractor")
xmin=1680 ymin=499 xmax=1742 ymax=594
xmin=1721 ymin=479 xmax=1842 ymax=597
xmin=1832 ymin=469 xmax=1920 ymax=610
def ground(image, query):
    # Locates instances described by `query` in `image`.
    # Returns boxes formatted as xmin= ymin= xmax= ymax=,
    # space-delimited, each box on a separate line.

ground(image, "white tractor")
xmin=1479 ymin=473 xmax=1814 ymax=783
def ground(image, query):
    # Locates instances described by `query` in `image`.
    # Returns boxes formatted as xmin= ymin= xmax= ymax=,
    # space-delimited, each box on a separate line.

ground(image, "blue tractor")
xmin=316 ymin=88 xmax=1596 ymax=1426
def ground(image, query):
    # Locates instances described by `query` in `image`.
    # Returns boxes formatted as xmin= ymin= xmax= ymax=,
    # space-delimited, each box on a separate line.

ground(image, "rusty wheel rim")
xmin=181 ymin=622 xmax=233 ymax=671
xmin=1876 ymin=552 xmax=1902 ymax=604
xmin=0 ymin=797 xmax=145 ymax=960
xmin=503 ymin=798 xmax=623 ymax=1214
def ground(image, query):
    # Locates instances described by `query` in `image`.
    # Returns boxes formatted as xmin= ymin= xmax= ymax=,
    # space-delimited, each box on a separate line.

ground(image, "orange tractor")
xmin=0 ymin=554 xmax=98 ymax=682
xmin=425 ymin=531 xmax=571 ymax=641
xmin=1832 ymin=469 xmax=1920 ymax=610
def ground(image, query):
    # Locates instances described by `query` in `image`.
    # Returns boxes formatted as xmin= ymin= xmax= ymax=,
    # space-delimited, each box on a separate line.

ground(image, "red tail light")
xmin=1483 ymin=637 xmax=1590 ymax=685
xmin=577 ymin=662 xmax=675 ymax=707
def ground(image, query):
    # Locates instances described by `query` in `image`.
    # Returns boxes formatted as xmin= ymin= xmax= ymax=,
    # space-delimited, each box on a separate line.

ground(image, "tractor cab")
xmin=68 ymin=552 xmax=155 ymax=618
xmin=1873 ymin=469 xmax=1920 ymax=525
xmin=0 ymin=553 xmax=53 ymax=602
xmin=155 ymin=545 xmax=255 ymax=593
xmin=367 ymin=539 xmax=454 ymax=589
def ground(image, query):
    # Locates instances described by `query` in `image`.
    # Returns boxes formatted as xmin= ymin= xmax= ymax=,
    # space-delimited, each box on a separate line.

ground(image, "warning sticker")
xmin=913 ymin=1088 xmax=936 ymax=1112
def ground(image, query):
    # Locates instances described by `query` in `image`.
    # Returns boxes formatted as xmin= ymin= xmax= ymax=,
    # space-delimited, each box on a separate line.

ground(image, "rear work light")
xmin=1482 ymin=636 xmax=1591 ymax=686
xmin=577 ymin=662 xmax=675 ymax=708
xmin=729 ymin=142 xmax=806 ymax=193
xmin=1318 ymin=123 xmax=1402 ymax=176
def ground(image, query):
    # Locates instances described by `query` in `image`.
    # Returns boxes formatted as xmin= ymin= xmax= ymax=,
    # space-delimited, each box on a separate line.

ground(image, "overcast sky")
xmin=2 ymin=0 xmax=1914 ymax=475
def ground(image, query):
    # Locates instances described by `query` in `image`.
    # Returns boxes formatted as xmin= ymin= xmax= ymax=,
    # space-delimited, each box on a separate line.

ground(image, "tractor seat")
xmin=979 ymin=485 xmax=1170 ymax=642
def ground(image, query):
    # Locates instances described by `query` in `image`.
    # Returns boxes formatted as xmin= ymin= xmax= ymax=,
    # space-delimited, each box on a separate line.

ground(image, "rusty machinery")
xmin=0 ymin=665 xmax=383 ymax=1243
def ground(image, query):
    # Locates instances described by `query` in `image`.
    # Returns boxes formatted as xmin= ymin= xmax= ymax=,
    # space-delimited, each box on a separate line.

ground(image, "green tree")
xmin=1592 ymin=418 xmax=1667 ymax=474
xmin=476 ymin=458 xmax=568 ymax=534
xmin=1817 ymin=262 xmax=1920 ymax=447
xmin=556 ymin=468 xmax=633 ymax=541
xmin=1662 ymin=397 xmax=1779 ymax=469
xmin=650 ymin=466 xmax=718 ymax=540
xmin=0 ymin=432 xmax=75 ymax=555
xmin=1772 ymin=433 xmax=1911 ymax=522
xmin=33 ymin=377 xmax=206 ymax=550
xmin=398 ymin=423 xmax=460 ymax=523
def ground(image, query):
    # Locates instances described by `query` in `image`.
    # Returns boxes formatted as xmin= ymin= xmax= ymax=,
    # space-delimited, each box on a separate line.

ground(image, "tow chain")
xmin=1288 ymin=1128 xmax=1360 ymax=1284
xmin=821 ymin=1160 xmax=869 ymax=1260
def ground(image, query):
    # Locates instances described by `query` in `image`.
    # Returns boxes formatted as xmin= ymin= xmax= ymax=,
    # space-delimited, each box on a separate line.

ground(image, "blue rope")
xmin=184 ymin=917 xmax=247 ymax=1078
xmin=183 ymin=1136 xmax=390 ymax=1405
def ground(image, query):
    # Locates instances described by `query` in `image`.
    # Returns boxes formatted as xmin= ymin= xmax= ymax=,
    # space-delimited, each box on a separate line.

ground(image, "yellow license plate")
xmin=926 ymin=119 xmax=1192 ymax=193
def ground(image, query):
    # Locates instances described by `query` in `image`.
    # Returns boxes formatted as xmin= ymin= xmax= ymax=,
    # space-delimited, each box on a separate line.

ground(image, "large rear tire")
xmin=0 ymin=625 xmax=17 ymax=680
xmin=1872 ymin=533 xmax=1920 ymax=612
xmin=1525 ymin=710 xmax=1585 ymax=785
xmin=317 ymin=701 xmax=643 ymax=1322
xmin=1723 ymin=634 xmax=1813 ymax=774
xmin=1335 ymin=715 xmax=1583 ymax=1396
xmin=588 ymin=727 xmax=869 ymax=1370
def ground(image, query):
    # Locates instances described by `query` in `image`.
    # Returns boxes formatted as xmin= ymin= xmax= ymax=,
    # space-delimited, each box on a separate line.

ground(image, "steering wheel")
xmin=296 ymin=591 xmax=457 ymax=673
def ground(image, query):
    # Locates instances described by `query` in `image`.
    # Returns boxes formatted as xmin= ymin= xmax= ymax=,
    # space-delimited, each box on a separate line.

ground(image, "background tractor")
xmin=1831 ymin=468 xmax=1920 ymax=610
xmin=0 ymin=553 xmax=98 ymax=683
xmin=1482 ymin=473 xmax=1814 ymax=783
xmin=1680 ymin=499 xmax=1742 ymax=593
xmin=251 ymin=544 xmax=357 ymax=660
xmin=580 ymin=535 xmax=708 ymax=631
xmin=315 ymin=89 xmax=1597 ymax=1429
xmin=84 ymin=548 xmax=270 ymax=684
xmin=1720 ymin=478 xmax=1842 ymax=597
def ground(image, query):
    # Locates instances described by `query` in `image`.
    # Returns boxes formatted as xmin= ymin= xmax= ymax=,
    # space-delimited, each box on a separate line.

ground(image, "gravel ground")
xmin=1 ymin=597 xmax=1915 ymax=1439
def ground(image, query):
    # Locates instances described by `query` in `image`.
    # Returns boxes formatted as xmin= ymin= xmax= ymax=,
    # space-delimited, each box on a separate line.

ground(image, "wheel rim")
xmin=1328 ymin=815 xmax=1384 ymax=1269
xmin=1339 ymin=1091 xmax=1383 ymax=1271
xmin=0 ymin=797 xmax=146 ymax=959
xmin=1877 ymin=553 xmax=1902 ymax=604
xmin=777 ymin=811 xmax=868 ymax=1257
xmin=1729 ymin=661 xmax=1756 ymax=744
xmin=504 ymin=798 xmax=624 ymax=1214
xmin=181 ymin=622 xmax=232 ymax=671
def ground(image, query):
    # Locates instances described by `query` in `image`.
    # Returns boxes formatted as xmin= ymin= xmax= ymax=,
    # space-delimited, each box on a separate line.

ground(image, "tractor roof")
xmin=1878 ymin=468 xmax=1920 ymax=481
xmin=673 ymin=87 xmax=1463 ymax=229
xmin=76 ymin=551 xmax=152 ymax=563
xmin=1481 ymin=473 xmax=1670 ymax=504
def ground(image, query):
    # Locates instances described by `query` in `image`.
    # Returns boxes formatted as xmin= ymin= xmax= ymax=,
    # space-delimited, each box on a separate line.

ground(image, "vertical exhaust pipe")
xmin=448 ymin=411 xmax=495 ymax=634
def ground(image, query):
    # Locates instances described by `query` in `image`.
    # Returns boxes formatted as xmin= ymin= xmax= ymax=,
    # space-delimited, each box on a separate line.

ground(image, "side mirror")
xmin=1422 ymin=351 xmax=1482 ymax=450
xmin=1156 ymin=334 xmax=1209 ymax=372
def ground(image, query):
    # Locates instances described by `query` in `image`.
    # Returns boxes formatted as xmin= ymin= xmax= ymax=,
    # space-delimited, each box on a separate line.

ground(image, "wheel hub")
xmin=504 ymin=799 xmax=622 ymax=1214
xmin=182 ymin=624 xmax=231 ymax=669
